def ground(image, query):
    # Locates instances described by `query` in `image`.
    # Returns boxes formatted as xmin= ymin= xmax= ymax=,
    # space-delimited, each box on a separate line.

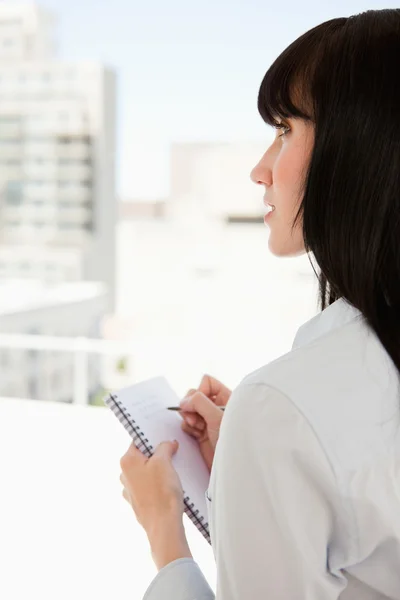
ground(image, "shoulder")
xmin=230 ymin=318 xmax=400 ymax=476
xmin=221 ymin=382 xmax=330 ymax=478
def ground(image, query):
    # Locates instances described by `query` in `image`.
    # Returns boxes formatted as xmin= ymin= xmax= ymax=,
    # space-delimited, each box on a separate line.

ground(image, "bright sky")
xmin=18 ymin=0 xmax=398 ymax=198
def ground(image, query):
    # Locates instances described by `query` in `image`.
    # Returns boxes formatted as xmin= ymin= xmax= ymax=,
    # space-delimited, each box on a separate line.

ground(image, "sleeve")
xmin=142 ymin=558 xmax=215 ymax=600
xmin=211 ymin=382 xmax=349 ymax=599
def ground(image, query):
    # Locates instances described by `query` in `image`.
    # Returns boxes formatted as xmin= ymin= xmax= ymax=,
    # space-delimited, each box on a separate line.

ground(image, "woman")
xmin=119 ymin=9 xmax=400 ymax=599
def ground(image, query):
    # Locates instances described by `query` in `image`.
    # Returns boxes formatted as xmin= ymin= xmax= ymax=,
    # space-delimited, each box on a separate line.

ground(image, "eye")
xmin=276 ymin=123 xmax=291 ymax=138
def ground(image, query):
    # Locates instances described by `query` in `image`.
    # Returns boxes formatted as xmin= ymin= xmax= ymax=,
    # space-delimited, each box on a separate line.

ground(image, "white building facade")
xmin=0 ymin=3 xmax=117 ymax=310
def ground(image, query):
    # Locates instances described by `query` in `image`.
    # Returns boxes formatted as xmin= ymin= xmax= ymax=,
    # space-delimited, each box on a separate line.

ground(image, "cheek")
xmin=273 ymin=145 xmax=303 ymax=191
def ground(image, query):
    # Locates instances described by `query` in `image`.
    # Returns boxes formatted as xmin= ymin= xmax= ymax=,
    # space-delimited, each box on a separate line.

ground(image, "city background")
xmin=0 ymin=1 xmax=390 ymax=598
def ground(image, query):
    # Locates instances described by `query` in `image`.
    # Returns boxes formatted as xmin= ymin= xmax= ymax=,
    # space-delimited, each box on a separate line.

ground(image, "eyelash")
xmin=276 ymin=124 xmax=291 ymax=138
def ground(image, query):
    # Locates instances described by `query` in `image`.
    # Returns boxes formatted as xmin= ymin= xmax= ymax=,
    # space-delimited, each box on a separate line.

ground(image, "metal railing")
xmin=0 ymin=333 xmax=134 ymax=405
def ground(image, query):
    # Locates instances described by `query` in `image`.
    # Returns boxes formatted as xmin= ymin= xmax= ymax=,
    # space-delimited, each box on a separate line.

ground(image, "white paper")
xmin=112 ymin=376 xmax=210 ymax=524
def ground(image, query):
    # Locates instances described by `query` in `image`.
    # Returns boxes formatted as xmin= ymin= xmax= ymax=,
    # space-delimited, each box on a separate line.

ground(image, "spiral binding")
xmin=105 ymin=393 xmax=211 ymax=544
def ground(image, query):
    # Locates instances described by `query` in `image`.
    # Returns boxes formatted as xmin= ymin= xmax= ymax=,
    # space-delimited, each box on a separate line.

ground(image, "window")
xmin=0 ymin=158 xmax=20 ymax=166
xmin=52 ymin=370 xmax=61 ymax=391
xmin=6 ymin=181 xmax=23 ymax=205
xmin=0 ymin=115 xmax=21 ymax=124
xmin=0 ymin=138 xmax=21 ymax=145
xmin=25 ymin=136 xmax=51 ymax=142
xmin=58 ymin=222 xmax=76 ymax=229
xmin=28 ymin=377 xmax=38 ymax=400
xmin=0 ymin=350 xmax=9 ymax=367
xmin=26 ymin=114 xmax=43 ymax=123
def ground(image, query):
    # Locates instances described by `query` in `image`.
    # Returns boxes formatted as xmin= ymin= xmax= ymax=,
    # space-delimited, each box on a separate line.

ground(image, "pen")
xmin=167 ymin=406 xmax=226 ymax=411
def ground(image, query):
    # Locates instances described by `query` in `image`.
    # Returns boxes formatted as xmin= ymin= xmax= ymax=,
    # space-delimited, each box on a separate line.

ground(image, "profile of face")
xmin=250 ymin=118 xmax=314 ymax=257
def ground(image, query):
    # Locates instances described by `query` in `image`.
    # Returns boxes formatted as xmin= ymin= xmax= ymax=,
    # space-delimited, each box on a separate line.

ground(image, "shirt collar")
xmin=292 ymin=297 xmax=363 ymax=350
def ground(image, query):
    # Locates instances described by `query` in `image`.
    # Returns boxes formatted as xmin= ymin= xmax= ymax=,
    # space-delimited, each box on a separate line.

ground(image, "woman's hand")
xmin=179 ymin=374 xmax=232 ymax=472
xmin=120 ymin=440 xmax=192 ymax=570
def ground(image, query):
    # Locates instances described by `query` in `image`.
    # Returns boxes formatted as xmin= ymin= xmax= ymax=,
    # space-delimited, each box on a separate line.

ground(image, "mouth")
xmin=263 ymin=197 xmax=275 ymax=211
xmin=264 ymin=202 xmax=275 ymax=214
xmin=263 ymin=198 xmax=276 ymax=223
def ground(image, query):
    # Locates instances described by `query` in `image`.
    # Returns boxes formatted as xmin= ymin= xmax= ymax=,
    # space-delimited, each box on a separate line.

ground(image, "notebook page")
xmin=113 ymin=376 xmax=210 ymax=523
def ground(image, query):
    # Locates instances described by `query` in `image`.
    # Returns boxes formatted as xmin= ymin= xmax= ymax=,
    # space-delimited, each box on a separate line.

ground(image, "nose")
xmin=250 ymin=154 xmax=272 ymax=187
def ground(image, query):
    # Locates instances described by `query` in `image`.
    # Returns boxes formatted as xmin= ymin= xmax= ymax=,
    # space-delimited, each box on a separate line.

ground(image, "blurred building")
xmin=0 ymin=3 xmax=117 ymax=310
xmin=0 ymin=243 xmax=83 ymax=281
xmin=0 ymin=279 xmax=107 ymax=401
xmin=0 ymin=2 xmax=55 ymax=61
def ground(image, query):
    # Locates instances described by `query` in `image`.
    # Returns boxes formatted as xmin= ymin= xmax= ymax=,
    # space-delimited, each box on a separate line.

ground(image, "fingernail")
xmin=186 ymin=415 xmax=196 ymax=427
xmin=180 ymin=398 xmax=190 ymax=408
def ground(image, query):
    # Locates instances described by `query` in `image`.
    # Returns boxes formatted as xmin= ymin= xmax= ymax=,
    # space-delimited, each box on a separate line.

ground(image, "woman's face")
xmin=250 ymin=118 xmax=314 ymax=257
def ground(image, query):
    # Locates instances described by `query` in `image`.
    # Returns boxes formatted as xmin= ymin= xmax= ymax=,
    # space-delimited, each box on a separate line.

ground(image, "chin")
xmin=268 ymin=238 xmax=306 ymax=258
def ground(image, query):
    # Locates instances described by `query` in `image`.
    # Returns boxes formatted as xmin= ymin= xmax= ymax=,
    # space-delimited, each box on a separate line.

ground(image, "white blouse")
xmin=143 ymin=297 xmax=400 ymax=599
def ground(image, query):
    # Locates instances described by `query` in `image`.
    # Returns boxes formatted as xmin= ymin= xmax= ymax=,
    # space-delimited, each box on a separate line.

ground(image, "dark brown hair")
xmin=258 ymin=9 xmax=400 ymax=373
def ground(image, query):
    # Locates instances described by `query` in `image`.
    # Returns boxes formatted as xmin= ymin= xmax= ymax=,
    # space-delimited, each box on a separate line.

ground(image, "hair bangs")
xmin=257 ymin=20 xmax=345 ymax=128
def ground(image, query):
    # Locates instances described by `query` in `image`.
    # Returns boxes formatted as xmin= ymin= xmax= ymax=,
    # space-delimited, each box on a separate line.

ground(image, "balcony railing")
xmin=0 ymin=333 xmax=133 ymax=405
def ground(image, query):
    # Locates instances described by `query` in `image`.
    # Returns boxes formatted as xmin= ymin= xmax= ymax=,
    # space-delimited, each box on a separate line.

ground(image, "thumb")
xmin=180 ymin=392 xmax=222 ymax=425
xmin=153 ymin=440 xmax=179 ymax=460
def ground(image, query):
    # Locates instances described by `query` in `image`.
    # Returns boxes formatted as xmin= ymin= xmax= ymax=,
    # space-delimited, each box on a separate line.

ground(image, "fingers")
xmin=198 ymin=374 xmax=231 ymax=407
xmin=119 ymin=441 xmax=179 ymax=505
xmin=120 ymin=440 xmax=178 ymax=474
xmin=180 ymin=410 xmax=205 ymax=429
xmin=120 ymin=472 xmax=131 ymax=503
xmin=184 ymin=377 xmax=231 ymax=410
xmin=120 ymin=442 xmax=147 ymax=470
xmin=181 ymin=419 xmax=203 ymax=439
xmin=180 ymin=391 xmax=223 ymax=425
xmin=153 ymin=440 xmax=179 ymax=460
xmin=180 ymin=390 xmax=207 ymax=427
xmin=184 ymin=413 xmax=197 ymax=427
xmin=198 ymin=374 xmax=219 ymax=399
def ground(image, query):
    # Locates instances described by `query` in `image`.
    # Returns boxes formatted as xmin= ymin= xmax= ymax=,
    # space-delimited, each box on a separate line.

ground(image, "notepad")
xmin=104 ymin=376 xmax=211 ymax=543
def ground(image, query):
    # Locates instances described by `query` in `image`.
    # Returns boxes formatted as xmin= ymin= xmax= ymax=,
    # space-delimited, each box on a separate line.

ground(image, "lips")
xmin=263 ymin=197 xmax=275 ymax=209
xmin=264 ymin=200 xmax=275 ymax=213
